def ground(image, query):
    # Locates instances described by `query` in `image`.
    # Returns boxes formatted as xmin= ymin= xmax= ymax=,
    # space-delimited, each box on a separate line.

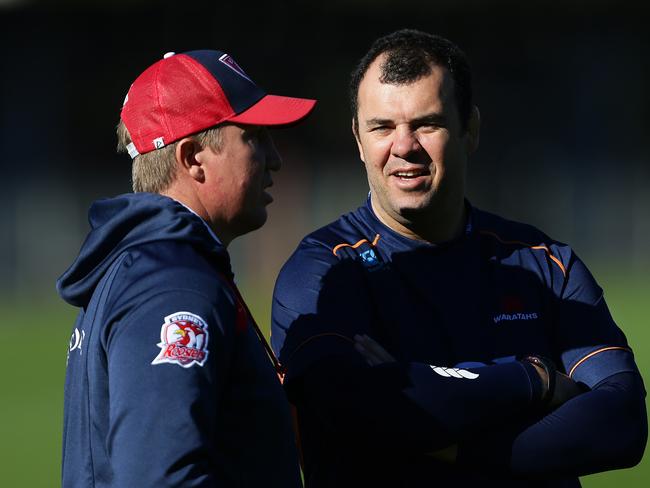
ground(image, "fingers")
xmin=426 ymin=444 xmax=459 ymax=463
xmin=354 ymin=339 xmax=382 ymax=366
xmin=354 ymin=334 xmax=396 ymax=366
xmin=353 ymin=335 xmax=378 ymax=366
xmin=549 ymin=372 xmax=585 ymax=409
xmin=356 ymin=334 xmax=394 ymax=361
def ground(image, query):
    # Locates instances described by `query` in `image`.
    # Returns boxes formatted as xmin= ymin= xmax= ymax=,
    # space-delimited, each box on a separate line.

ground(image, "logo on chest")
xmin=493 ymin=295 xmax=539 ymax=325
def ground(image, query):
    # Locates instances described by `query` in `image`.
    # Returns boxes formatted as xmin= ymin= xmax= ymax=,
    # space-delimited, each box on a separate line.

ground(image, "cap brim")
xmin=228 ymin=94 xmax=316 ymax=126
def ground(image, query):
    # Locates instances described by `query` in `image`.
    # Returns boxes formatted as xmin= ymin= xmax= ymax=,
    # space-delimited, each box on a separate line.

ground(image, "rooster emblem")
xmin=170 ymin=322 xmax=206 ymax=348
xmin=152 ymin=312 xmax=210 ymax=368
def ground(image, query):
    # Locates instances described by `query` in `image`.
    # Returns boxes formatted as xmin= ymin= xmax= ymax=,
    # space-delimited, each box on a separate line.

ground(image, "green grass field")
xmin=1 ymin=269 xmax=647 ymax=486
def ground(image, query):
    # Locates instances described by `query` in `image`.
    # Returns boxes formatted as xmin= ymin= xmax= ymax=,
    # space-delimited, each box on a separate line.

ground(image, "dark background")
xmin=1 ymin=0 xmax=649 ymax=298
xmin=0 ymin=1 xmax=648 ymax=485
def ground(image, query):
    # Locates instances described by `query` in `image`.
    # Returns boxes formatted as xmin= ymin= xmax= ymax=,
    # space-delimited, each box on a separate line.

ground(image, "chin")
xmin=394 ymin=195 xmax=436 ymax=214
xmin=248 ymin=211 xmax=269 ymax=233
xmin=398 ymin=207 xmax=429 ymax=222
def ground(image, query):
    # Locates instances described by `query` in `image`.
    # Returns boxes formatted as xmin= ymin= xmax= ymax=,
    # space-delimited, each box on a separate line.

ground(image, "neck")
xmin=371 ymin=197 xmax=467 ymax=244
xmin=161 ymin=187 xmax=233 ymax=247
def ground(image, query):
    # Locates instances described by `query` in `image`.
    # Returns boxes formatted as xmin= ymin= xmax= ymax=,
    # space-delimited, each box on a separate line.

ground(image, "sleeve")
xmin=458 ymin=371 xmax=647 ymax=477
xmin=271 ymin=244 xmax=375 ymax=380
xmin=456 ymin=249 xmax=647 ymax=477
xmin=300 ymin=357 xmax=544 ymax=452
xmin=272 ymin=243 xmax=546 ymax=452
xmin=104 ymin=287 xmax=235 ymax=486
xmin=553 ymin=250 xmax=639 ymax=386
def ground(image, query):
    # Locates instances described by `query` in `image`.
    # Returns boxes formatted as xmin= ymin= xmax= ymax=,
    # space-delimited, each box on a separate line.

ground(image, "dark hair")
xmin=350 ymin=29 xmax=473 ymax=133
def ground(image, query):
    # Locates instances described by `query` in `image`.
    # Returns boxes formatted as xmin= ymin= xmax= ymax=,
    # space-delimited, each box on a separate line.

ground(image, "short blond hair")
xmin=116 ymin=120 xmax=223 ymax=193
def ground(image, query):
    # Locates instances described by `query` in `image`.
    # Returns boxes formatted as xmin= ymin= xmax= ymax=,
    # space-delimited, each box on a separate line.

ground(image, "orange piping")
xmin=332 ymin=234 xmax=381 ymax=256
xmin=479 ymin=230 xmax=567 ymax=277
xmin=568 ymin=346 xmax=631 ymax=378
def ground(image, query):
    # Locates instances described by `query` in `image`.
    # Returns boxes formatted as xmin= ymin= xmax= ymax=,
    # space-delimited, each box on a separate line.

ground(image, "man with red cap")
xmin=57 ymin=50 xmax=315 ymax=487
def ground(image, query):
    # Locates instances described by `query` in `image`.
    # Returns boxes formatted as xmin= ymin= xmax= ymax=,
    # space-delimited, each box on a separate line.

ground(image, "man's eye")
xmin=416 ymin=123 xmax=443 ymax=132
xmin=370 ymin=126 xmax=391 ymax=133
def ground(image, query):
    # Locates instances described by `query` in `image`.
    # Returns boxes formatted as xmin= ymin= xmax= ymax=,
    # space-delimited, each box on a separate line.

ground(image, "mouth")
xmin=263 ymin=181 xmax=274 ymax=203
xmin=263 ymin=177 xmax=274 ymax=190
xmin=388 ymin=167 xmax=431 ymax=191
xmin=391 ymin=169 xmax=429 ymax=179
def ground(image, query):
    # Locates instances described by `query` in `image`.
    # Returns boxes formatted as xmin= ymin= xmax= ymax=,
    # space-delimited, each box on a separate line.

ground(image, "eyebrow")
xmin=412 ymin=113 xmax=447 ymax=126
xmin=364 ymin=113 xmax=448 ymax=128
xmin=365 ymin=118 xmax=393 ymax=127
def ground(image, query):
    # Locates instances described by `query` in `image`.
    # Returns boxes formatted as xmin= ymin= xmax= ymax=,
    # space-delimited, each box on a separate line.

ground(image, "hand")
xmin=528 ymin=362 xmax=585 ymax=409
xmin=550 ymin=371 xmax=585 ymax=409
xmin=426 ymin=444 xmax=458 ymax=463
xmin=354 ymin=334 xmax=396 ymax=366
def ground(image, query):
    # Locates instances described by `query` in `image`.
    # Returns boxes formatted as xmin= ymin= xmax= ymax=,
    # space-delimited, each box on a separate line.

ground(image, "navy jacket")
xmin=272 ymin=198 xmax=646 ymax=487
xmin=58 ymin=193 xmax=301 ymax=487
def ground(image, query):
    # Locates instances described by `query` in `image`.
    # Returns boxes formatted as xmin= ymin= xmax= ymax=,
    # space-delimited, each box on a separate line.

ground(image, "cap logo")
xmin=152 ymin=311 xmax=209 ymax=368
xmin=218 ymin=53 xmax=252 ymax=82
xmin=152 ymin=137 xmax=165 ymax=149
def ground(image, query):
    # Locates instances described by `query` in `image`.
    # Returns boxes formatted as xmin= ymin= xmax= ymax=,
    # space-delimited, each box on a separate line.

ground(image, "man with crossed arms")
xmin=272 ymin=29 xmax=646 ymax=487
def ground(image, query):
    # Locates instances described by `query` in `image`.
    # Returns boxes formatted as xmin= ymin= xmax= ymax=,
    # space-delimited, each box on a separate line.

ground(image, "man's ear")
xmin=352 ymin=118 xmax=366 ymax=163
xmin=175 ymin=138 xmax=205 ymax=183
xmin=466 ymin=105 xmax=480 ymax=154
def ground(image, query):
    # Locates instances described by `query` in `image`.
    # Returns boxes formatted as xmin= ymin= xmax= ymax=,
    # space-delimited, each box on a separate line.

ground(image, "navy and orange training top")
xmin=271 ymin=197 xmax=646 ymax=488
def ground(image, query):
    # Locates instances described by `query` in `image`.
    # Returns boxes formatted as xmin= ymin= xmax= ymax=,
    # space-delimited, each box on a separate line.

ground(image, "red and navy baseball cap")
xmin=121 ymin=50 xmax=317 ymax=157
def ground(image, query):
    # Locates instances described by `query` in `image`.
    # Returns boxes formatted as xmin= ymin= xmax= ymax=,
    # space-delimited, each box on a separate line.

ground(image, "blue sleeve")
xmin=509 ymin=371 xmax=647 ymax=475
xmin=455 ymin=249 xmax=647 ymax=477
xmin=553 ymin=250 xmax=639 ymax=385
xmin=272 ymin=244 xmax=545 ymax=450
xmin=272 ymin=244 xmax=375 ymax=380
xmin=299 ymin=357 xmax=543 ymax=452
xmin=104 ymin=288 xmax=234 ymax=486
xmin=458 ymin=371 xmax=647 ymax=476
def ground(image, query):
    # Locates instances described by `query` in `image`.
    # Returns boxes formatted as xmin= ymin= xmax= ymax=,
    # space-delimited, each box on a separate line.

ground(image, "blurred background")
xmin=0 ymin=0 xmax=648 ymax=485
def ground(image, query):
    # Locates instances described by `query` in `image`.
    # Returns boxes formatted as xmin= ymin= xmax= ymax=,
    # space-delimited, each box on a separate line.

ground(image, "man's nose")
xmin=263 ymin=130 xmax=282 ymax=171
xmin=391 ymin=126 xmax=421 ymax=159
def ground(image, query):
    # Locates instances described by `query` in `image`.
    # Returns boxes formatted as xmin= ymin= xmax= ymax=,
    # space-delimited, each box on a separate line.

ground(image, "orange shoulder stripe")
xmin=568 ymin=346 xmax=631 ymax=378
xmin=332 ymin=234 xmax=381 ymax=256
xmin=479 ymin=230 xmax=567 ymax=277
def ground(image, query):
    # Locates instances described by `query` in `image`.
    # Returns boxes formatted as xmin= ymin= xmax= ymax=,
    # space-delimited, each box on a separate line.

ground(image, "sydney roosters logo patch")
xmin=152 ymin=312 xmax=209 ymax=368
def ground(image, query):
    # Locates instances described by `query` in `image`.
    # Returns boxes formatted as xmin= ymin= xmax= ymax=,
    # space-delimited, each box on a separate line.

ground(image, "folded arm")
xmin=459 ymin=371 xmax=647 ymax=477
